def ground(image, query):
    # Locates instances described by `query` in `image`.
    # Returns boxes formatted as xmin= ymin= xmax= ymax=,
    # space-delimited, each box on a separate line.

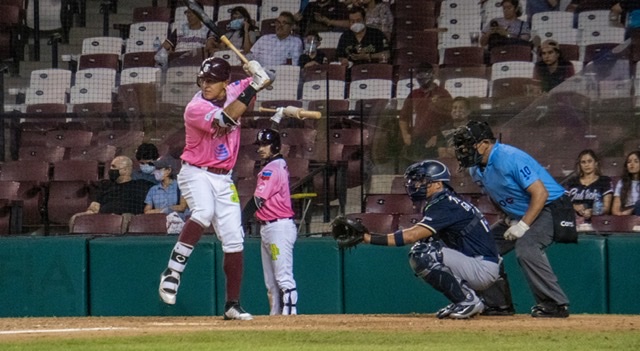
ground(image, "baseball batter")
xmin=158 ymin=56 xmax=274 ymax=321
xmin=252 ymin=129 xmax=298 ymax=315
xmin=361 ymin=160 xmax=500 ymax=319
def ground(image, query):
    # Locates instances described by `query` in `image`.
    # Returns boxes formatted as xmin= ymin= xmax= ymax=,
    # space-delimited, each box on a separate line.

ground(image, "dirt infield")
xmin=1 ymin=315 xmax=639 ymax=340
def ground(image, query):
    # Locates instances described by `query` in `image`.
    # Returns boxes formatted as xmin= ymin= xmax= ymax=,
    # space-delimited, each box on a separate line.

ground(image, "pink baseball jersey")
xmin=254 ymin=158 xmax=295 ymax=221
xmin=180 ymin=78 xmax=251 ymax=169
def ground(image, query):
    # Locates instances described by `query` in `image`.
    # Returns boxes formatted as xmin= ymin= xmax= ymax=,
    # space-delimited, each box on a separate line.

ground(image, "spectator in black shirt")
xmin=336 ymin=7 xmax=389 ymax=67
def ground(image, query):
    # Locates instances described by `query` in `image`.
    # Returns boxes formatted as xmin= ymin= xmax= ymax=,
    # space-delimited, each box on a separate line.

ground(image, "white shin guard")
xmin=282 ymin=288 xmax=298 ymax=315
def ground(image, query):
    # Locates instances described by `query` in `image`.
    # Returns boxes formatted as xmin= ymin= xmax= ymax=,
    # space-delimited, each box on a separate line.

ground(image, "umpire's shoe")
xmin=531 ymin=303 xmax=569 ymax=318
xmin=224 ymin=301 xmax=254 ymax=321
xmin=159 ymin=268 xmax=181 ymax=305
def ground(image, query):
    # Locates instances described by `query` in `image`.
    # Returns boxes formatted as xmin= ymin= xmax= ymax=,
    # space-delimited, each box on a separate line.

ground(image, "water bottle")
xmin=153 ymin=36 xmax=161 ymax=52
xmin=593 ymin=193 xmax=604 ymax=216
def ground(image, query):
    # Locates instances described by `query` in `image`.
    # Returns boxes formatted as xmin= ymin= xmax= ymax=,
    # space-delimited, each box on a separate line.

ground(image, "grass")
xmin=1 ymin=330 xmax=639 ymax=351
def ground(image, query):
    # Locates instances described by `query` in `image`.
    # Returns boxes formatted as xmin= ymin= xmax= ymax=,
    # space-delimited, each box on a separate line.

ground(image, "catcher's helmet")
xmin=197 ymin=57 xmax=230 ymax=86
xmin=452 ymin=120 xmax=495 ymax=168
xmin=254 ymin=128 xmax=281 ymax=154
xmin=404 ymin=160 xmax=451 ymax=201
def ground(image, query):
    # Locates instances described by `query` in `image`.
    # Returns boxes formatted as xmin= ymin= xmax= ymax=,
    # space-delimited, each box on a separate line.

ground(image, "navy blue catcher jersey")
xmin=417 ymin=189 xmax=499 ymax=259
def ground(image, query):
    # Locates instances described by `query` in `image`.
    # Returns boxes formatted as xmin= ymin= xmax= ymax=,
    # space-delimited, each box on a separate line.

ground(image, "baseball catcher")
xmin=333 ymin=160 xmax=502 ymax=319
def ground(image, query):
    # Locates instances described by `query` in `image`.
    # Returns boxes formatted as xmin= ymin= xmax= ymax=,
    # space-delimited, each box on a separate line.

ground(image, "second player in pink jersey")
xmin=158 ymin=56 xmax=275 ymax=321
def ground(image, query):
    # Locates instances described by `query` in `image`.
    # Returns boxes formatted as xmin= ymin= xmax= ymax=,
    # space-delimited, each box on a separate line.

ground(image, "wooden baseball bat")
xmin=182 ymin=0 xmax=249 ymax=65
xmin=259 ymin=107 xmax=322 ymax=120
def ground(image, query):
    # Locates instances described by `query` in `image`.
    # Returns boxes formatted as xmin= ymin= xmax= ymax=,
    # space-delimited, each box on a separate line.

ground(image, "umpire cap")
xmin=197 ymin=57 xmax=231 ymax=86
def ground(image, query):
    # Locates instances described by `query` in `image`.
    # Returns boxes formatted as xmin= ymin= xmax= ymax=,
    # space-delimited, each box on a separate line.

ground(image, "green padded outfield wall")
xmin=215 ymin=237 xmax=344 ymax=316
xmin=607 ymin=235 xmax=640 ymax=314
xmin=0 ymin=236 xmax=88 ymax=317
xmin=502 ymin=235 xmax=608 ymax=314
xmin=89 ymin=236 xmax=217 ymax=316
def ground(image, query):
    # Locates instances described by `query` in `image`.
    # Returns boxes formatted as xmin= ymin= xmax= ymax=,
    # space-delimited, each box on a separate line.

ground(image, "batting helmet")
xmin=404 ymin=160 xmax=451 ymax=201
xmin=452 ymin=120 xmax=495 ymax=168
xmin=254 ymin=128 xmax=281 ymax=154
xmin=197 ymin=57 xmax=230 ymax=86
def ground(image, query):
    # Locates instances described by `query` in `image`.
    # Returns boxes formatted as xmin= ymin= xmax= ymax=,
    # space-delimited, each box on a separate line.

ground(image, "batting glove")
xmin=504 ymin=220 xmax=529 ymax=241
xmin=270 ymin=107 xmax=284 ymax=124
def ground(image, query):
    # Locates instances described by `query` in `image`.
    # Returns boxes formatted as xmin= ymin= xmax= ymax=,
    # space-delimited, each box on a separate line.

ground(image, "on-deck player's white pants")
xmin=178 ymin=163 xmax=245 ymax=253
xmin=260 ymin=219 xmax=297 ymax=315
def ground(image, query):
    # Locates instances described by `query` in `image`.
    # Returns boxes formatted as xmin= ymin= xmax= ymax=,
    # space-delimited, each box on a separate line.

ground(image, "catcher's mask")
xmin=404 ymin=160 xmax=451 ymax=202
xmin=254 ymin=128 xmax=281 ymax=154
xmin=453 ymin=120 xmax=495 ymax=168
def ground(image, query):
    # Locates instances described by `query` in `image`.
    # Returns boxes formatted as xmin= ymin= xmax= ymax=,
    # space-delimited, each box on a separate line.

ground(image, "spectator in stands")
xmin=612 ymin=151 xmax=640 ymax=215
xmin=144 ymin=157 xmax=189 ymax=219
xmin=398 ymin=62 xmax=452 ymax=165
xmin=565 ymin=149 xmax=613 ymax=222
xmin=343 ymin=0 xmax=394 ymax=41
xmin=299 ymin=31 xmax=327 ymax=68
xmin=437 ymin=97 xmax=472 ymax=158
xmin=336 ymin=7 xmax=390 ymax=67
xmin=611 ymin=1 xmax=640 ymax=39
xmin=524 ymin=0 xmax=560 ymax=24
xmin=159 ymin=3 xmax=216 ymax=60
xmin=566 ymin=0 xmax=617 ymax=28
xmin=132 ymin=143 xmax=160 ymax=185
xmin=480 ymin=0 xmax=532 ymax=51
xmin=69 ymin=156 xmax=154 ymax=228
xmin=219 ymin=6 xmax=259 ymax=54
xmin=534 ymin=39 xmax=575 ymax=92
xmin=247 ymin=12 xmax=303 ymax=67
xmin=294 ymin=0 xmax=350 ymax=36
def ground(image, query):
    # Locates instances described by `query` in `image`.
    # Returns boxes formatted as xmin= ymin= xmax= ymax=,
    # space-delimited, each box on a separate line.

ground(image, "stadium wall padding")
xmin=0 ymin=234 xmax=637 ymax=316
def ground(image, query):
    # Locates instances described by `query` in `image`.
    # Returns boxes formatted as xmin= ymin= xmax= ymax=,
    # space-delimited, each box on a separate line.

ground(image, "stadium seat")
xmin=70 ymin=213 xmax=124 ymax=235
xmin=444 ymin=77 xmax=489 ymax=98
xmin=348 ymin=64 xmax=394 ymax=100
xmin=364 ymin=193 xmax=418 ymax=215
xmin=256 ymin=65 xmax=300 ymax=101
xmin=132 ymin=6 xmax=172 ymax=23
xmin=127 ymin=213 xmax=169 ymax=235
xmin=301 ymin=64 xmax=346 ymax=100
xmin=345 ymin=213 xmax=397 ymax=233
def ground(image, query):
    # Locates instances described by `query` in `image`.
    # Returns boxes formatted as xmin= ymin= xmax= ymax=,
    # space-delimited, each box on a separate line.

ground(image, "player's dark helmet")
xmin=197 ymin=57 xmax=231 ymax=86
xmin=255 ymin=128 xmax=281 ymax=154
xmin=404 ymin=160 xmax=451 ymax=201
xmin=453 ymin=120 xmax=495 ymax=168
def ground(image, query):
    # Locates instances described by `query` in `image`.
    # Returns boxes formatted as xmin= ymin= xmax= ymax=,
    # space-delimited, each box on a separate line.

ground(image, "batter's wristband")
xmin=393 ymin=229 xmax=405 ymax=246
xmin=237 ymin=85 xmax=257 ymax=106
xmin=369 ymin=234 xmax=387 ymax=246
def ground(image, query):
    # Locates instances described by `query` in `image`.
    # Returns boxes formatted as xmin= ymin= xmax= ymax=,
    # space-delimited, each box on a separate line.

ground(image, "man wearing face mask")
xmin=336 ymin=7 xmax=389 ymax=67
xmin=144 ymin=157 xmax=189 ymax=218
xmin=68 ymin=156 xmax=154 ymax=230
xmin=132 ymin=143 xmax=160 ymax=185
xmin=294 ymin=0 xmax=349 ymax=37
xmin=299 ymin=31 xmax=327 ymax=68
xmin=398 ymin=62 xmax=452 ymax=167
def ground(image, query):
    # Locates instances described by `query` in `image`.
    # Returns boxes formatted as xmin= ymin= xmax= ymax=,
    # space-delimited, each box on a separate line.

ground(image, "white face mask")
xmin=228 ymin=18 xmax=244 ymax=30
xmin=140 ymin=164 xmax=155 ymax=174
xmin=350 ymin=22 xmax=365 ymax=33
xmin=153 ymin=169 xmax=165 ymax=182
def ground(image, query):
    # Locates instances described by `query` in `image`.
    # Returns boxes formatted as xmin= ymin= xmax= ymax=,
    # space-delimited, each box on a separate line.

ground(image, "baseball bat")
xmin=181 ymin=0 xmax=249 ymax=65
xmin=259 ymin=107 xmax=322 ymax=120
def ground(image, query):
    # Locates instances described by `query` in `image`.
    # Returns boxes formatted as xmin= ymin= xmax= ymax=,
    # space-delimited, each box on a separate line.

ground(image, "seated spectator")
xmin=342 ymin=0 xmax=394 ymax=41
xmin=132 ymin=143 xmax=160 ymax=184
xmin=294 ymin=0 xmax=349 ymax=36
xmin=612 ymin=151 xmax=640 ymax=215
xmin=158 ymin=1 xmax=216 ymax=65
xmin=299 ymin=31 xmax=327 ymax=68
xmin=480 ymin=0 xmax=532 ymax=51
xmin=218 ymin=6 xmax=258 ymax=54
xmin=336 ymin=7 xmax=390 ymax=67
xmin=437 ymin=97 xmax=472 ymax=158
xmin=524 ymin=0 xmax=560 ymax=24
xmin=567 ymin=0 xmax=617 ymax=28
xmin=534 ymin=39 xmax=575 ymax=92
xmin=69 ymin=156 xmax=154 ymax=228
xmin=611 ymin=1 xmax=640 ymax=39
xmin=565 ymin=149 xmax=613 ymax=221
xmin=247 ymin=12 xmax=303 ymax=67
xmin=144 ymin=157 xmax=189 ymax=218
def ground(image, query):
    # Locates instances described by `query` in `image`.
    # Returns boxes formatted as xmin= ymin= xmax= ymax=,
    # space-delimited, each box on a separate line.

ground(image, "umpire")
xmin=453 ymin=121 xmax=574 ymax=318
xmin=360 ymin=160 xmax=500 ymax=319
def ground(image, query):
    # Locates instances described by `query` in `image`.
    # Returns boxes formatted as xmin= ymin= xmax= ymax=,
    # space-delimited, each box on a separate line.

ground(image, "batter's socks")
xmin=223 ymin=251 xmax=244 ymax=302
xmin=177 ymin=219 xmax=205 ymax=247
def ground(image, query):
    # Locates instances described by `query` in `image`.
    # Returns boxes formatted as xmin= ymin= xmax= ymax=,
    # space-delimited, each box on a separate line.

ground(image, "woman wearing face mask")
xmin=132 ymin=143 xmax=160 ymax=184
xmin=336 ymin=6 xmax=389 ymax=67
xmin=299 ymin=31 xmax=327 ymax=68
xmin=220 ymin=6 xmax=258 ymax=54
xmin=144 ymin=157 xmax=189 ymax=217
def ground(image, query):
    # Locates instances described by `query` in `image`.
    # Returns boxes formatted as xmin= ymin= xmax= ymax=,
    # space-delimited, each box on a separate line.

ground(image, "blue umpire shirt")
xmin=469 ymin=142 xmax=566 ymax=219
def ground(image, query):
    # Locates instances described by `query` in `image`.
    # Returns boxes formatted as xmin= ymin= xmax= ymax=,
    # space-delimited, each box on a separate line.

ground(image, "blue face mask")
xmin=228 ymin=18 xmax=244 ymax=31
xmin=140 ymin=164 xmax=155 ymax=174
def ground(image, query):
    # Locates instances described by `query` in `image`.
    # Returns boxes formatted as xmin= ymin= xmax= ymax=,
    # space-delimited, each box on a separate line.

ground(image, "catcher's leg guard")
xmin=282 ymin=288 xmax=298 ymax=315
xmin=478 ymin=263 xmax=515 ymax=316
xmin=408 ymin=241 xmax=466 ymax=303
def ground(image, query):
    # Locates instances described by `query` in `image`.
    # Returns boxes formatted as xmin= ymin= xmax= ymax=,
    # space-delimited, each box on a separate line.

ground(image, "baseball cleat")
xmin=435 ymin=303 xmax=456 ymax=319
xmin=531 ymin=303 xmax=569 ymax=318
xmin=159 ymin=269 xmax=180 ymax=305
xmin=224 ymin=302 xmax=254 ymax=320
xmin=449 ymin=300 xmax=485 ymax=319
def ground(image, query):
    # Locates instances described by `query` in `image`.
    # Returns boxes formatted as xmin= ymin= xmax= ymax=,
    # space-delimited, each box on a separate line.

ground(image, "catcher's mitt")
xmin=331 ymin=216 xmax=368 ymax=249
